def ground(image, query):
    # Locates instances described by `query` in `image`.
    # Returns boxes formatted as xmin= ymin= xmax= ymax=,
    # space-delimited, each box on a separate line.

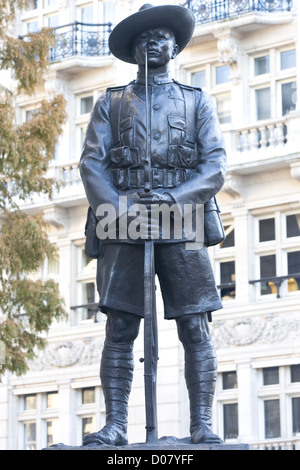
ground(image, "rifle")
xmin=143 ymin=239 xmax=158 ymax=444
xmin=142 ymin=46 xmax=158 ymax=444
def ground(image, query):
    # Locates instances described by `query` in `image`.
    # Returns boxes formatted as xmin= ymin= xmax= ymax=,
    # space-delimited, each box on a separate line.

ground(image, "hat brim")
xmin=109 ymin=5 xmax=195 ymax=64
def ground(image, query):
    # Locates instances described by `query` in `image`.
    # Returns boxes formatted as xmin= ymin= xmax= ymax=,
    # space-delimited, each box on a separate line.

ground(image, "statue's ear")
xmin=172 ymin=43 xmax=179 ymax=60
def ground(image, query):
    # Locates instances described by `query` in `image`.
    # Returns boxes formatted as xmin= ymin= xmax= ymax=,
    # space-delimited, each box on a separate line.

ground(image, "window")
xmin=259 ymin=218 xmax=275 ymax=242
xmin=223 ymin=403 xmax=238 ymax=439
xmin=46 ymin=392 xmax=59 ymax=408
xmin=191 ymin=70 xmax=206 ymax=89
xmin=291 ymin=365 xmax=300 ymax=383
xmin=82 ymin=387 xmax=95 ymax=404
xmin=26 ymin=20 xmax=39 ymax=33
xmin=264 ymin=399 xmax=281 ymax=438
xmin=256 ymin=364 xmax=300 ymax=441
xmin=287 ymin=251 xmax=300 ymax=291
xmin=46 ymin=14 xmax=59 ymax=27
xmin=82 ymin=416 xmax=95 ymax=439
xmin=20 ymin=391 xmax=60 ymax=449
xmin=292 ymin=397 xmax=300 ymax=435
xmin=280 ymin=49 xmax=296 ymax=70
xmin=216 ymin=93 xmax=231 ymax=124
xmin=263 ymin=367 xmax=279 ymax=385
xmin=81 ymin=387 xmax=96 ymax=438
xmin=286 ymin=214 xmax=300 ymax=238
xmin=74 ymin=246 xmax=98 ymax=323
xmin=81 ymin=96 xmax=94 ymax=115
xmin=281 ymin=81 xmax=297 ymax=115
xmin=222 ymin=371 xmax=237 ymax=390
xmin=24 ymin=422 xmax=36 ymax=450
xmin=76 ymin=93 xmax=96 ymax=158
xmin=76 ymin=386 xmax=105 ymax=441
xmin=47 ymin=252 xmax=59 ymax=277
xmin=81 ymin=282 xmax=96 ymax=320
xmin=216 ymin=65 xmax=230 ymax=85
xmin=220 ymin=224 xmax=235 ymax=249
xmin=256 ymin=87 xmax=271 ymax=120
xmin=80 ymin=5 xmax=94 ymax=23
xmin=25 ymin=0 xmax=38 ymax=10
xmin=46 ymin=419 xmax=59 ymax=446
xmin=253 ymin=212 xmax=300 ymax=298
xmin=260 ymin=254 xmax=276 ymax=295
xmin=255 ymin=55 xmax=270 ymax=76
xmin=25 ymin=394 xmax=37 ymax=411
xmin=190 ymin=63 xmax=231 ymax=125
xmin=251 ymin=46 xmax=296 ymax=120
xmin=220 ymin=260 xmax=235 ymax=300
xmin=22 ymin=0 xmax=59 ymax=36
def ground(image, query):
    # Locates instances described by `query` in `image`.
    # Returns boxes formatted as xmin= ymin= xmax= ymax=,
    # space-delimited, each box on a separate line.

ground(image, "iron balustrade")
xmin=185 ymin=0 xmax=293 ymax=25
xmin=70 ymin=302 xmax=100 ymax=322
xmin=249 ymin=273 xmax=300 ymax=298
xmin=49 ymin=21 xmax=112 ymax=62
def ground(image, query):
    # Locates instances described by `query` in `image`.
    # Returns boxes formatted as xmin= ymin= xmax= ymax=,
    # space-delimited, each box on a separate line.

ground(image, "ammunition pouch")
xmin=84 ymin=206 xmax=101 ymax=259
xmin=111 ymin=167 xmax=187 ymax=190
xmin=168 ymin=145 xmax=198 ymax=169
xmin=204 ymin=197 xmax=225 ymax=247
xmin=110 ymin=146 xmax=140 ymax=168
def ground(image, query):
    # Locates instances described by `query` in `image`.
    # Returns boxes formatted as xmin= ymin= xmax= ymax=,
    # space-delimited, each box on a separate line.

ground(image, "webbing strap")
xmin=180 ymin=85 xmax=196 ymax=146
xmin=109 ymin=87 xmax=125 ymax=146
xmin=109 ymin=83 xmax=198 ymax=147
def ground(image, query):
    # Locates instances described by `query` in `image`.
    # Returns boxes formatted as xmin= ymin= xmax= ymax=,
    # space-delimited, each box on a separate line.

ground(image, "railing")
xmin=249 ymin=273 xmax=300 ymax=298
xmin=49 ymin=21 xmax=112 ymax=62
xmin=250 ymin=438 xmax=299 ymax=450
xmin=70 ymin=302 xmax=102 ymax=323
xmin=236 ymin=118 xmax=287 ymax=153
xmin=186 ymin=0 xmax=293 ymax=25
xmin=55 ymin=162 xmax=81 ymax=186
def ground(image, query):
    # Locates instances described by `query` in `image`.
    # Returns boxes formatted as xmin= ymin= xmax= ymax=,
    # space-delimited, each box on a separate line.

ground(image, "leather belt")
xmin=112 ymin=167 xmax=187 ymax=190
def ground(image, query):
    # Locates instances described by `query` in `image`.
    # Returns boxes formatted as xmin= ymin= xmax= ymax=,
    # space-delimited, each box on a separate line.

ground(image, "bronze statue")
xmin=79 ymin=4 xmax=227 ymax=446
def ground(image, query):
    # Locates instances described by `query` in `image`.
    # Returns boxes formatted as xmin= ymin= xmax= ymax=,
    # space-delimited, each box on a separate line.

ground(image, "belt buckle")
xmin=152 ymin=168 xmax=163 ymax=188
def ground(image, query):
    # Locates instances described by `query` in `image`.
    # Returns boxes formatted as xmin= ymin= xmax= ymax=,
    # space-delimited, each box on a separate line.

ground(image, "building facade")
xmin=0 ymin=0 xmax=299 ymax=450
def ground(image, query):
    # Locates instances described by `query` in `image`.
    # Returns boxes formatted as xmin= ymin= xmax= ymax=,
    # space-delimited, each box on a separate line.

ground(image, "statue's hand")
xmin=138 ymin=190 xmax=174 ymax=207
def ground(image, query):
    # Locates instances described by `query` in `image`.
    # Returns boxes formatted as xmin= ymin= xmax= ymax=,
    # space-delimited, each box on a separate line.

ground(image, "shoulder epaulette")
xmin=173 ymin=80 xmax=202 ymax=92
xmin=106 ymin=84 xmax=127 ymax=92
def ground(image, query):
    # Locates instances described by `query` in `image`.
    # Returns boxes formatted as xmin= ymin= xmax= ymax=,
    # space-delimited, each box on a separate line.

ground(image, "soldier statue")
xmin=79 ymin=4 xmax=227 ymax=446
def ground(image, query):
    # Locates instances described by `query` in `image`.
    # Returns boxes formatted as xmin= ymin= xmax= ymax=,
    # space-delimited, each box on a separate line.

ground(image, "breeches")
xmin=97 ymin=242 xmax=222 ymax=319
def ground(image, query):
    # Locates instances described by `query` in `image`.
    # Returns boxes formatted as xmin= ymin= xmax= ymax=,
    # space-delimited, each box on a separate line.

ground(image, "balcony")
xmin=49 ymin=21 xmax=113 ymax=73
xmin=186 ymin=0 xmax=294 ymax=25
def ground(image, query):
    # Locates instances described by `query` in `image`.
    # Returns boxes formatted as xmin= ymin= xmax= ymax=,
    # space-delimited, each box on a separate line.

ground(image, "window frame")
xmin=250 ymin=44 xmax=296 ymax=122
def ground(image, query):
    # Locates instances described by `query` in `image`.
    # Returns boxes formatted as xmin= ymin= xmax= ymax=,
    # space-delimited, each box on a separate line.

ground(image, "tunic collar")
xmin=135 ymin=71 xmax=173 ymax=85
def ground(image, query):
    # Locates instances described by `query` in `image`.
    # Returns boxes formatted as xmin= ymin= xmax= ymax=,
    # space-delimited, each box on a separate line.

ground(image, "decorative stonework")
xmin=29 ymin=337 xmax=104 ymax=370
xmin=217 ymin=37 xmax=238 ymax=65
xmin=290 ymin=162 xmax=300 ymax=182
xmin=222 ymin=171 xmax=244 ymax=199
xmin=210 ymin=314 xmax=300 ymax=348
xmin=215 ymin=32 xmax=241 ymax=85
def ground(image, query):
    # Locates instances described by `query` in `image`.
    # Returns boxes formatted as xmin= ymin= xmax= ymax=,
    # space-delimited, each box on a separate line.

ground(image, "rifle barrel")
xmin=143 ymin=240 xmax=158 ymax=443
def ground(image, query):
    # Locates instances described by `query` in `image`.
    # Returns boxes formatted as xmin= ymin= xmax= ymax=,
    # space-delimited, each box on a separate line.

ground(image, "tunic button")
xmin=153 ymin=104 xmax=160 ymax=110
xmin=153 ymin=130 xmax=161 ymax=140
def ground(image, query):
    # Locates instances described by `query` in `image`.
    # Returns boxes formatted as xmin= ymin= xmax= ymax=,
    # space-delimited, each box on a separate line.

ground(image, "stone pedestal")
xmin=44 ymin=435 xmax=249 ymax=451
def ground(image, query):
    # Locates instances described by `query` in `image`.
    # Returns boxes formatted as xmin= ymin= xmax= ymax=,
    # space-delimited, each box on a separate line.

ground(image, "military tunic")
xmin=80 ymin=71 xmax=227 ymax=318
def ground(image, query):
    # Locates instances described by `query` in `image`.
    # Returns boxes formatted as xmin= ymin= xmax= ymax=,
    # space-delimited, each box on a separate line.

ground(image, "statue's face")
xmin=133 ymin=27 xmax=179 ymax=68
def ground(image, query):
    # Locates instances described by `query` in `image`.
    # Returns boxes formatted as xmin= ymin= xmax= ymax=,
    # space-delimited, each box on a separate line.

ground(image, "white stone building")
xmin=0 ymin=0 xmax=299 ymax=450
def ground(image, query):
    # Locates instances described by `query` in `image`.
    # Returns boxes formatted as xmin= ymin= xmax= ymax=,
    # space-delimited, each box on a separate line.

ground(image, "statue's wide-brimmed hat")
xmin=109 ymin=3 xmax=195 ymax=64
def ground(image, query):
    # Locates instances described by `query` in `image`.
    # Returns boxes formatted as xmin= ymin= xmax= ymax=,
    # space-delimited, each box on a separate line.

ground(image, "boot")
xmin=83 ymin=339 xmax=134 ymax=446
xmin=184 ymin=339 xmax=223 ymax=445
